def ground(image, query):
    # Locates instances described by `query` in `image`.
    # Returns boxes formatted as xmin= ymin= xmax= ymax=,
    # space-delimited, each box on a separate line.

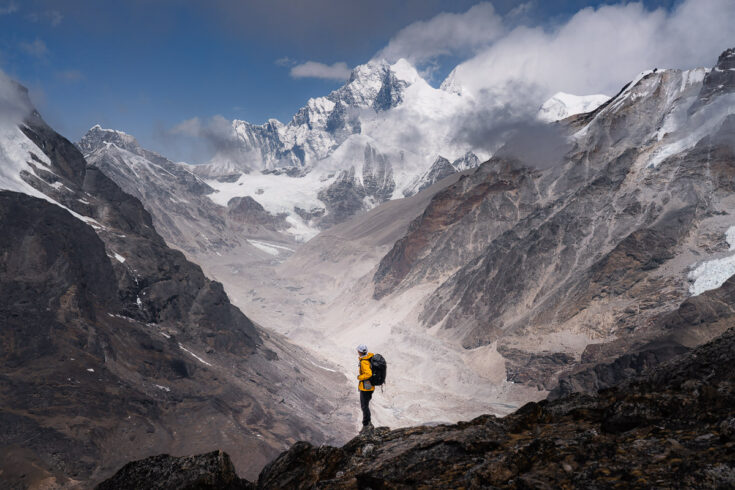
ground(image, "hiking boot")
xmin=360 ymin=423 xmax=374 ymax=434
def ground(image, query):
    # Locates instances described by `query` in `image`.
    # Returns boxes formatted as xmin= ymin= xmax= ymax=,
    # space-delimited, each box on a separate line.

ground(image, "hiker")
xmin=357 ymin=344 xmax=374 ymax=431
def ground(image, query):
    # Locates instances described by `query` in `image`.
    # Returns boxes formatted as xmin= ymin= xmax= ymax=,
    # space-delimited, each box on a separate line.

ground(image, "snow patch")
xmin=307 ymin=358 xmax=339 ymax=373
xmin=178 ymin=343 xmax=212 ymax=366
xmin=247 ymin=239 xmax=294 ymax=256
xmin=538 ymin=92 xmax=610 ymax=122
xmin=113 ymin=252 xmax=126 ymax=263
xmin=689 ymin=254 xmax=735 ymax=296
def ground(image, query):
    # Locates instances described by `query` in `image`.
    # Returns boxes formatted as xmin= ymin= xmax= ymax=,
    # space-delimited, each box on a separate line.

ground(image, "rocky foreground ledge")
xmin=98 ymin=328 xmax=735 ymax=489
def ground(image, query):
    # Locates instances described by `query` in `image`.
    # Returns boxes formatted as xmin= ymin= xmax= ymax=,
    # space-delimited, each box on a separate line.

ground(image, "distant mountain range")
xmin=5 ymin=43 xmax=735 ymax=488
xmin=77 ymin=58 xmax=608 ymax=243
xmin=0 ymin=80 xmax=353 ymax=486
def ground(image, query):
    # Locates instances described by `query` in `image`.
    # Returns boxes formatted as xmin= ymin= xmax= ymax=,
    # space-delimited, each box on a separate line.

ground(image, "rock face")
xmin=402 ymin=152 xmax=480 ymax=197
xmin=315 ymin=144 xmax=396 ymax=228
xmin=194 ymin=60 xmax=411 ymax=177
xmin=226 ymin=196 xmax=288 ymax=231
xmin=258 ymin=327 xmax=735 ymax=488
xmin=80 ymin=125 xmax=292 ymax=255
xmin=121 ymin=326 xmax=735 ymax=488
xmin=95 ymin=451 xmax=253 ymax=490
xmin=365 ymin=48 xmax=735 ymax=392
xmin=0 ymin=85 xmax=353 ymax=487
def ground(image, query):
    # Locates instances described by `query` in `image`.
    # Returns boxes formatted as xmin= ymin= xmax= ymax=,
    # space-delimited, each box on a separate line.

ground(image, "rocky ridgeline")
xmin=0 ymin=88 xmax=353 ymax=487
xmin=98 ymin=327 xmax=735 ymax=488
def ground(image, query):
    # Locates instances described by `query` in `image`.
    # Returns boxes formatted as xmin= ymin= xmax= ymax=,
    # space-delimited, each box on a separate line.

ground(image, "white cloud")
xmin=27 ymin=10 xmax=63 ymax=26
xmin=170 ymin=117 xmax=202 ymax=137
xmin=56 ymin=70 xmax=84 ymax=82
xmin=169 ymin=115 xmax=238 ymax=151
xmin=290 ymin=61 xmax=351 ymax=81
xmin=275 ymin=56 xmax=297 ymax=67
xmin=445 ymin=0 xmax=735 ymax=102
xmin=362 ymin=0 xmax=735 ymax=161
xmin=376 ymin=2 xmax=505 ymax=64
xmin=19 ymin=38 xmax=48 ymax=58
xmin=0 ymin=69 xmax=33 ymax=129
xmin=0 ymin=2 xmax=18 ymax=15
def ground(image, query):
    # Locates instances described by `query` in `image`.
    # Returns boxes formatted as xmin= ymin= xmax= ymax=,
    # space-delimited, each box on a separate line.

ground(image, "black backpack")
xmin=370 ymin=354 xmax=387 ymax=386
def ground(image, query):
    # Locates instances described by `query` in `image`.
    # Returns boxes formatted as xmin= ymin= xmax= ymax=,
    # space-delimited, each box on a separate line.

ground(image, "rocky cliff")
xmin=367 ymin=48 xmax=735 ymax=391
xmin=98 ymin=325 xmax=735 ymax=488
xmin=0 ymin=85 xmax=353 ymax=488
xmin=79 ymin=125 xmax=293 ymax=255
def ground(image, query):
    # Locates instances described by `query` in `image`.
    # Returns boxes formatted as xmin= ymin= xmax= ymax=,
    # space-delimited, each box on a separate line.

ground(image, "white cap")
xmin=357 ymin=344 xmax=368 ymax=354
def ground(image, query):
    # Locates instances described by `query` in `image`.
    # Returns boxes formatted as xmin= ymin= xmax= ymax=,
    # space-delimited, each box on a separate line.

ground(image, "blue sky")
xmin=0 ymin=0 xmax=693 ymax=161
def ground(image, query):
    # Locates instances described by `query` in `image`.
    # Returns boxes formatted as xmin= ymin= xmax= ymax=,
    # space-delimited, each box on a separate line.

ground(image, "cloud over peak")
xmin=376 ymin=2 xmax=504 ymax=64
xmin=444 ymin=0 xmax=735 ymax=101
xmin=290 ymin=61 xmax=352 ymax=81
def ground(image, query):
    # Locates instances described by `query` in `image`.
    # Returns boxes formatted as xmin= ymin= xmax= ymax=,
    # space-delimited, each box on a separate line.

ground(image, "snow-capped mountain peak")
xmin=78 ymin=124 xmax=141 ymax=154
xmin=537 ymin=92 xmax=610 ymax=122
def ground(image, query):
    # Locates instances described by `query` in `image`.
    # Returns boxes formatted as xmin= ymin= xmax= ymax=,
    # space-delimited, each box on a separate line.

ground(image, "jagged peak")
xmin=439 ymin=66 xmax=463 ymax=96
xmin=538 ymin=92 xmax=610 ymax=122
xmin=78 ymin=124 xmax=141 ymax=156
xmin=715 ymin=47 xmax=735 ymax=69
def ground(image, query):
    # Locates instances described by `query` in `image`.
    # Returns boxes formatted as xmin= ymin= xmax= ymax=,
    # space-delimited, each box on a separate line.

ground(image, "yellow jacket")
xmin=358 ymin=353 xmax=375 ymax=392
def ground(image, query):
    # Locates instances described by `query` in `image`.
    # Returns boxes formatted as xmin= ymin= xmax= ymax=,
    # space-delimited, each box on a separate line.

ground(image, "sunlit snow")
xmin=248 ymin=239 xmax=285 ymax=256
xmin=689 ymin=226 xmax=735 ymax=296
xmin=537 ymin=92 xmax=610 ymax=122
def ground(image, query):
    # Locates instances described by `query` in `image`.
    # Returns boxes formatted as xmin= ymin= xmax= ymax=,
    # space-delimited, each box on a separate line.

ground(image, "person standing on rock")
xmin=357 ymin=344 xmax=375 ymax=432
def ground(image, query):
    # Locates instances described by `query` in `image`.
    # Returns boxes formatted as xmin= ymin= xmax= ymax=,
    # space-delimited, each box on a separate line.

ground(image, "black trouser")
xmin=360 ymin=390 xmax=373 ymax=426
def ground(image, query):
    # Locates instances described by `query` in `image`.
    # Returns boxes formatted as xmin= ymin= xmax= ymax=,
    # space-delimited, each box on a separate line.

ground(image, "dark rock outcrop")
xmin=96 ymin=451 xmax=253 ymax=490
xmin=548 ymin=340 xmax=690 ymax=400
xmin=130 ymin=326 xmax=735 ymax=488
xmin=253 ymin=327 xmax=735 ymax=488
xmin=497 ymin=346 xmax=576 ymax=390
xmin=0 ymin=94 xmax=353 ymax=487
xmin=227 ymin=196 xmax=288 ymax=231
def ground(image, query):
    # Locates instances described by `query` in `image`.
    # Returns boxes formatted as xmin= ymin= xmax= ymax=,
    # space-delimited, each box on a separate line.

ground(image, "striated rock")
xmin=374 ymin=159 xmax=537 ymax=300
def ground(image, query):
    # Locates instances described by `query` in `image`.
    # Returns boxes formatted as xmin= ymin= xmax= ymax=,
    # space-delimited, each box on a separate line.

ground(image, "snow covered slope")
xmin=194 ymin=58 xmax=483 ymax=235
xmin=79 ymin=125 xmax=299 ymax=253
xmin=537 ymin=92 xmax=610 ymax=122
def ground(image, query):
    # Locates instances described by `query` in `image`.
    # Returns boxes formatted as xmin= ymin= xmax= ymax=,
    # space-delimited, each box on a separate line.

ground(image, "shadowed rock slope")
xmin=0 ymin=88 xmax=352 ymax=488
xmin=99 ymin=325 xmax=735 ymax=488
